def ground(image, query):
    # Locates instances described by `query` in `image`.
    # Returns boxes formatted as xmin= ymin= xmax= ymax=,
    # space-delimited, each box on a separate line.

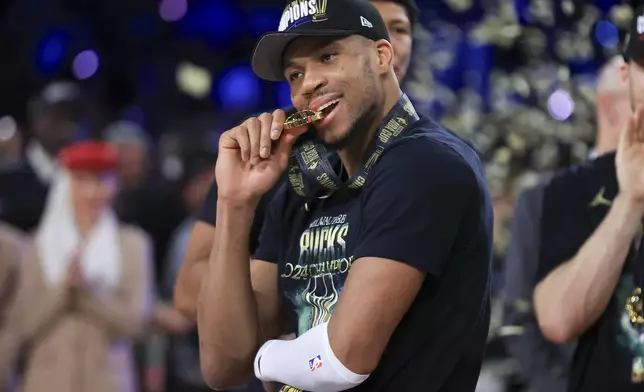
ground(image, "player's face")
xmin=371 ymin=1 xmax=412 ymax=82
xmin=284 ymin=35 xmax=386 ymax=150
xmin=627 ymin=60 xmax=644 ymax=110
xmin=70 ymin=171 xmax=117 ymax=225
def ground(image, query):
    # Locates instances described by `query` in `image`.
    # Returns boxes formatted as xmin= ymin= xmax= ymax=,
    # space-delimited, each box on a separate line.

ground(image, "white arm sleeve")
xmin=254 ymin=322 xmax=369 ymax=392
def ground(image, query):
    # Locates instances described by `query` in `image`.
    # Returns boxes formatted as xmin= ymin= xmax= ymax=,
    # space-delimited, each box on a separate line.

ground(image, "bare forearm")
xmin=154 ymin=302 xmax=193 ymax=333
xmin=198 ymin=201 xmax=260 ymax=362
xmin=535 ymin=194 xmax=644 ymax=342
xmin=174 ymin=260 xmax=208 ymax=321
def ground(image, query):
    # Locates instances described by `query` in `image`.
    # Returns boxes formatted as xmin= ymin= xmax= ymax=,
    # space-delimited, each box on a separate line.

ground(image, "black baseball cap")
xmin=624 ymin=5 xmax=644 ymax=63
xmin=252 ymin=0 xmax=390 ymax=82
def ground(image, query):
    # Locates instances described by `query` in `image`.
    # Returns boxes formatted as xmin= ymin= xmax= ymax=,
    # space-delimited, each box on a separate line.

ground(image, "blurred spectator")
xmin=164 ymin=149 xmax=217 ymax=302
xmin=162 ymin=149 xmax=216 ymax=392
xmin=502 ymin=55 xmax=629 ymax=392
xmin=529 ymin=18 xmax=644 ymax=386
xmin=0 ymin=222 xmax=22 ymax=307
xmin=106 ymin=121 xmax=185 ymax=282
xmin=0 ymin=222 xmax=24 ymax=390
xmin=0 ymin=141 xmax=153 ymax=392
xmin=104 ymin=121 xmax=152 ymax=190
xmin=0 ymin=81 xmax=81 ymax=232
xmin=26 ymin=81 xmax=81 ymax=172
xmin=374 ymin=0 xmax=432 ymax=115
xmin=0 ymin=116 xmax=22 ymax=171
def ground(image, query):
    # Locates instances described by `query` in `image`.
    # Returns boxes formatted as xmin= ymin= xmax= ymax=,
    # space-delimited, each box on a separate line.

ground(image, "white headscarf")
xmin=35 ymin=170 xmax=122 ymax=292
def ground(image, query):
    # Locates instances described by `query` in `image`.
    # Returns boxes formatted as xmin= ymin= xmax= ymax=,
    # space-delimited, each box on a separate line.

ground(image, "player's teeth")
xmin=319 ymin=99 xmax=339 ymax=110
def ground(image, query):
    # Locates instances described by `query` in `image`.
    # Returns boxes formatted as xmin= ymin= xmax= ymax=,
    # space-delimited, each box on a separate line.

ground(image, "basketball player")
xmin=174 ymin=0 xmax=421 ymax=322
xmin=197 ymin=0 xmax=493 ymax=391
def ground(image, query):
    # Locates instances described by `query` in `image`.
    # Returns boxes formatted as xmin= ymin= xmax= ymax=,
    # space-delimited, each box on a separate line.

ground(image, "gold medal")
xmin=283 ymin=110 xmax=325 ymax=130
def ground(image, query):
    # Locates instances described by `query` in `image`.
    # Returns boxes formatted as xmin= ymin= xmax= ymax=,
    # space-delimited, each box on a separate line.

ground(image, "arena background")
xmin=0 ymin=0 xmax=638 ymax=169
xmin=0 ymin=0 xmax=642 ymax=390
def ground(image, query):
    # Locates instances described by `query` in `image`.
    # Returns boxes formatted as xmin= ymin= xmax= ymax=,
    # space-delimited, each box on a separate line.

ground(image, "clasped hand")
xmin=215 ymin=109 xmax=308 ymax=204
xmin=67 ymin=255 xmax=85 ymax=291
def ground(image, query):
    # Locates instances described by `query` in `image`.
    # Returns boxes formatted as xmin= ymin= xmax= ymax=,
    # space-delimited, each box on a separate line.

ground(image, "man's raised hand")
xmin=617 ymin=104 xmax=644 ymax=209
xmin=215 ymin=109 xmax=307 ymax=204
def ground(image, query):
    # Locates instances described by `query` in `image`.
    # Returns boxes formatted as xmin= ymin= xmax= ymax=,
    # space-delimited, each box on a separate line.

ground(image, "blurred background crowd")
xmin=0 ymin=0 xmax=639 ymax=391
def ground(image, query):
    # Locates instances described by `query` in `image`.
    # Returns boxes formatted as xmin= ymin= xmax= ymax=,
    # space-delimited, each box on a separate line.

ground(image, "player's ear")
xmin=374 ymin=39 xmax=394 ymax=75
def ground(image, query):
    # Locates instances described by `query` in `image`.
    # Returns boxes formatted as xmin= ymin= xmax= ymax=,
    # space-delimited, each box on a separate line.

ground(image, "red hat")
xmin=58 ymin=141 xmax=118 ymax=173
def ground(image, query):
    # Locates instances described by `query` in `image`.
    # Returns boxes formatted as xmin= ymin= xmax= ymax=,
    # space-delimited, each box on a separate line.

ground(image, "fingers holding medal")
xmin=216 ymin=108 xmax=319 ymax=201
xmin=219 ymin=108 xmax=322 ymax=164
xmin=233 ymin=109 xmax=285 ymax=164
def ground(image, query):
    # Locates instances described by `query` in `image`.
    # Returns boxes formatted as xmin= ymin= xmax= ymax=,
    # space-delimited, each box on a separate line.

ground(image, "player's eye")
xmin=288 ymin=71 xmax=303 ymax=82
xmin=320 ymin=52 xmax=338 ymax=63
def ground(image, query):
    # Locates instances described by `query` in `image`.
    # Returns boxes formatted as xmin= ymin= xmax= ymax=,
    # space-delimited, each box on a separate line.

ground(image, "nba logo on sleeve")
xmin=308 ymin=355 xmax=323 ymax=371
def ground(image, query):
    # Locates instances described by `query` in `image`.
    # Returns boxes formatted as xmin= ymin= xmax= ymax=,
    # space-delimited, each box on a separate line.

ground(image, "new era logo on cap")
xmin=360 ymin=16 xmax=372 ymax=28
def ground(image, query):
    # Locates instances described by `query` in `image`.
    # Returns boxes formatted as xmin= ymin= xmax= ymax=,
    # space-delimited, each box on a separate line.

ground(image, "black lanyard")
xmin=287 ymin=93 xmax=420 ymax=198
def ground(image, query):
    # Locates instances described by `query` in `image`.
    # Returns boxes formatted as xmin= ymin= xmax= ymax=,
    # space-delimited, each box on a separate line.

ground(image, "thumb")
xmin=273 ymin=125 xmax=308 ymax=166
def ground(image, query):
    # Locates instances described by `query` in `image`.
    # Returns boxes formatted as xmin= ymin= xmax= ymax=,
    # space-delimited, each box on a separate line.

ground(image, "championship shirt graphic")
xmin=279 ymin=213 xmax=354 ymax=392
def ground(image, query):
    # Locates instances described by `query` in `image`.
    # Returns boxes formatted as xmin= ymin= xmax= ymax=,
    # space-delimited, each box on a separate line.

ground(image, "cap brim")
xmin=251 ymin=30 xmax=355 ymax=82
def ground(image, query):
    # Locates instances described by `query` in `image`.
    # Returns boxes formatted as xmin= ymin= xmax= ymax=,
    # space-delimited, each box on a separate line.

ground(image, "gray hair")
xmin=103 ymin=121 xmax=151 ymax=151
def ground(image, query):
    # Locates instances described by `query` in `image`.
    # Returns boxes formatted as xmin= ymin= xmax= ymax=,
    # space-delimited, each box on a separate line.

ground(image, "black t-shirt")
xmin=537 ymin=151 xmax=644 ymax=392
xmin=255 ymin=118 xmax=493 ymax=392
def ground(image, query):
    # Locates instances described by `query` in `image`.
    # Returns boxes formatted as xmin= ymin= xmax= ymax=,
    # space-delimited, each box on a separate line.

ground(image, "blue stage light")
xmin=216 ymin=65 xmax=261 ymax=111
xmin=35 ymin=29 xmax=69 ymax=76
xmin=121 ymin=106 xmax=146 ymax=125
xmin=595 ymin=21 xmax=619 ymax=48
xmin=72 ymin=50 xmax=99 ymax=80
xmin=180 ymin=0 xmax=241 ymax=43
xmin=249 ymin=8 xmax=281 ymax=38
xmin=276 ymin=82 xmax=292 ymax=108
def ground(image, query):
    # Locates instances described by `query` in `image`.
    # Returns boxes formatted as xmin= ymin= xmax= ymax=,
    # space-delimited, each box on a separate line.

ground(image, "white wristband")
xmin=254 ymin=322 xmax=369 ymax=392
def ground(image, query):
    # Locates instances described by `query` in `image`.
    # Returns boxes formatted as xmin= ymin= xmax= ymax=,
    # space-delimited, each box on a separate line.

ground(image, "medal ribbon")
xmin=287 ymin=94 xmax=419 ymax=197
